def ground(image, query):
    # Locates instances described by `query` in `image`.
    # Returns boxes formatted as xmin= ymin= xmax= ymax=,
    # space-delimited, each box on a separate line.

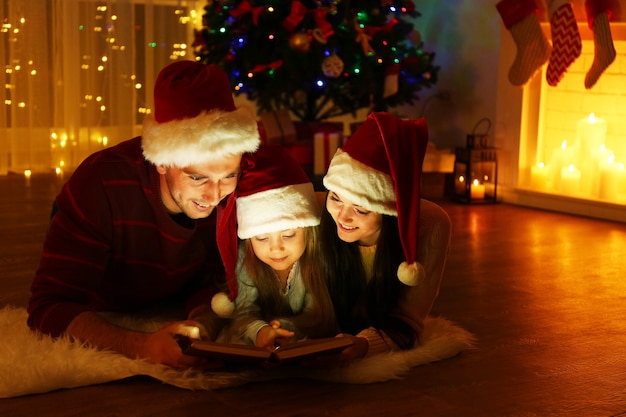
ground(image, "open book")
xmin=177 ymin=336 xmax=354 ymax=365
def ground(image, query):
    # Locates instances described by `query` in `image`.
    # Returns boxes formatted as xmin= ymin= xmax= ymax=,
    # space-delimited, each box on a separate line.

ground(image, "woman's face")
xmin=326 ymin=191 xmax=382 ymax=246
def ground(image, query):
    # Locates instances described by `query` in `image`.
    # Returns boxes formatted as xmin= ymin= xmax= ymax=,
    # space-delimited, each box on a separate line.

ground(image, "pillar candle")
xmin=598 ymin=156 xmax=619 ymax=200
xmin=455 ymin=175 xmax=466 ymax=195
xmin=24 ymin=169 xmax=32 ymax=187
xmin=577 ymin=113 xmax=607 ymax=154
xmin=587 ymin=145 xmax=614 ymax=197
xmin=530 ymin=162 xmax=548 ymax=191
xmin=576 ymin=113 xmax=607 ymax=150
xmin=560 ymin=164 xmax=581 ymax=195
xmin=470 ymin=179 xmax=485 ymax=200
xmin=618 ymin=163 xmax=626 ymax=199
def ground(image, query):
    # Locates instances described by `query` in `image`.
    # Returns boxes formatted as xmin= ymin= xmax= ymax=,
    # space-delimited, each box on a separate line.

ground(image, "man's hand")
xmin=66 ymin=312 xmax=223 ymax=369
xmin=143 ymin=321 xmax=226 ymax=369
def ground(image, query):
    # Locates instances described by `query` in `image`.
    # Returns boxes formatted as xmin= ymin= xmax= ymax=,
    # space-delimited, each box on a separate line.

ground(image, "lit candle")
xmin=455 ymin=175 xmax=466 ymax=195
xmin=618 ymin=163 xmax=626 ymax=199
xmin=24 ymin=169 xmax=32 ymax=186
xmin=530 ymin=162 xmax=548 ymax=191
xmin=577 ymin=113 xmax=607 ymax=153
xmin=598 ymin=155 xmax=619 ymax=200
xmin=549 ymin=140 xmax=577 ymax=190
xmin=560 ymin=164 xmax=581 ymax=195
xmin=550 ymin=140 xmax=577 ymax=167
xmin=470 ymin=179 xmax=485 ymax=200
xmin=586 ymin=145 xmax=614 ymax=197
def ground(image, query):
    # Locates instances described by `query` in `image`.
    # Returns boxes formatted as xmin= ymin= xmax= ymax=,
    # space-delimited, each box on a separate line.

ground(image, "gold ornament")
xmin=289 ymin=33 xmax=312 ymax=53
xmin=321 ymin=53 xmax=344 ymax=78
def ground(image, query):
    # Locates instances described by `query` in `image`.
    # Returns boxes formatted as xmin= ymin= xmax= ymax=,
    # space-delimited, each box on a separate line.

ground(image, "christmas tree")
xmin=193 ymin=0 xmax=439 ymax=121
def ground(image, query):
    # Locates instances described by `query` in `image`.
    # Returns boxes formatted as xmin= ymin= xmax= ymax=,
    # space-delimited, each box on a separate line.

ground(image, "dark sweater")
xmin=27 ymin=137 xmax=226 ymax=336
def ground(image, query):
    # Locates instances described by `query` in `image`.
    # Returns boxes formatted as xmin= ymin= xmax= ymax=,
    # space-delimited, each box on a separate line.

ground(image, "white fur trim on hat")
xmin=211 ymin=292 xmax=235 ymax=317
xmin=323 ymin=148 xmax=397 ymax=216
xmin=397 ymin=261 xmax=426 ymax=286
xmin=142 ymin=106 xmax=260 ymax=167
xmin=237 ymin=182 xmax=320 ymax=239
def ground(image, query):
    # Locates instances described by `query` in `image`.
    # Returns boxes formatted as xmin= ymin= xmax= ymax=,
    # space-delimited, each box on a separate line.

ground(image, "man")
xmin=27 ymin=60 xmax=260 ymax=369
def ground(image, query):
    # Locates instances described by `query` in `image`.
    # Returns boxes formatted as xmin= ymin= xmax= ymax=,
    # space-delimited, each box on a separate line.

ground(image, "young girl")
xmin=319 ymin=111 xmax=450 ymax=361
xmin=211 ymin=146 xmax=337 ymax=350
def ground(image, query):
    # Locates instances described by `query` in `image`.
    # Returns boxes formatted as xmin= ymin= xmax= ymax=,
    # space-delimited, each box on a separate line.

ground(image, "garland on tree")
xmin=193 ymin=0 xmax=439 ymax=121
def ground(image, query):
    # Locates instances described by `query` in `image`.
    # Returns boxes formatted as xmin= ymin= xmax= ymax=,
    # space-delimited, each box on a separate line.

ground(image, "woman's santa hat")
xmin=323 ymin=112 xmax=429 ymax=287
xmin=211 ymin=145 xmax=321 ymax=317
xmin=142 ymin=60 xmax=260 ymax=167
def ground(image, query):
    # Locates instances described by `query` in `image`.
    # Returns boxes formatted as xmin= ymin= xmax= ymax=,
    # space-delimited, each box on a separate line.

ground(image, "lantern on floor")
xmin=454 ymin=118 xmax=498 ymax=203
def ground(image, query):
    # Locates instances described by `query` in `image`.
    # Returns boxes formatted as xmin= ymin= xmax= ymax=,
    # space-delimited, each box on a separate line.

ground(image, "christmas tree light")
xmin=194 ymin=0 xmax=439 ymax=121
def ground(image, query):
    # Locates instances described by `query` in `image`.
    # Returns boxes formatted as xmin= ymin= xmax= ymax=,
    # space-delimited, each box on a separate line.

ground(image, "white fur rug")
xmin=0 ymin=305 xmax=475 ymax=398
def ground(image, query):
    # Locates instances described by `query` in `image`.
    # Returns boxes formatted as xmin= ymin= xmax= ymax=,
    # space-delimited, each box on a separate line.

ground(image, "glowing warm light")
xmin=470 ymin=179 xmax=485 ymax=200
xmin=24 ymin=169 xmax=32 ymax=178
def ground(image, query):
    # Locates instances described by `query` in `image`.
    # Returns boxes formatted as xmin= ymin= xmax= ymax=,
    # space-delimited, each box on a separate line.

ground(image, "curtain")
xmin=0 ymin=0 xmax=202 ymax=175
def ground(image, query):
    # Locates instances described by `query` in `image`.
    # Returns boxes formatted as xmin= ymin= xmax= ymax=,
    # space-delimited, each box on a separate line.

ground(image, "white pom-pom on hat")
xmin=397 ymin=261 xmax=426 ymax=286
xmin=211 ymin=292 xmax=235 ymax=317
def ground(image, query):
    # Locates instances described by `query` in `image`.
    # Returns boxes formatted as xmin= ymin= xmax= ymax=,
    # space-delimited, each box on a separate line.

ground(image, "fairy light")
xmin=3 ymin=3 xmax=196 ymax=172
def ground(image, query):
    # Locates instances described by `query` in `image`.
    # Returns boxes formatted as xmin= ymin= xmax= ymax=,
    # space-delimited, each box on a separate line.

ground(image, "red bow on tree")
xmin=229 ymin=0 xmax=264 ymax=26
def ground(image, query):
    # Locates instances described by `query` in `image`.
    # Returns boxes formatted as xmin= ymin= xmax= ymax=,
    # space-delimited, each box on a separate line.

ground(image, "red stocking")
xmin=496 ymin=0 xmax=551 ymax=86
xmin=546 ymin=0 xmax=582 ymax=86
xmin=584 ymin=0 xmax=617 ymax=89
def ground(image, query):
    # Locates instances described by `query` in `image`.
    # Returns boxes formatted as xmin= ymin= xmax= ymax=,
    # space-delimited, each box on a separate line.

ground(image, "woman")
xmin=320 ymin=111 xmax=448 ymax=360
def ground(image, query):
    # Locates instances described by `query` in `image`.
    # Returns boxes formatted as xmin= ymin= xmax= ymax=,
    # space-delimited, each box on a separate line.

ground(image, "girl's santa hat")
xmin=323 ymin=112 xmax=429 ymax=287
xmin=211 ymin=145 xmax=321 ymax=316
xmin=142 ymin=60 xmax=260 ymax=167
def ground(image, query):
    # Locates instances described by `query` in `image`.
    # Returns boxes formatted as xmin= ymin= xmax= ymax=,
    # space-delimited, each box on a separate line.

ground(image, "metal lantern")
xmin=454 ymin=118 xmax=498 ymax=203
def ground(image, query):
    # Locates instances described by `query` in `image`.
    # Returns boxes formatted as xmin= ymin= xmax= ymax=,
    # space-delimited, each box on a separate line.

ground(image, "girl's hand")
xmin=255 ymin=321 xmax=295 ymax=350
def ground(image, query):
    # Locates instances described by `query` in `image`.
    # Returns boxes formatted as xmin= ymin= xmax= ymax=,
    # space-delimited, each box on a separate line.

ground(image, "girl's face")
xmin=250 ymin=228 xmax=306 ymax=274
xmin=157 ymin=154 xmax=242 ymax=219
xmin=326 ymin=191 xmax=382 ymax=246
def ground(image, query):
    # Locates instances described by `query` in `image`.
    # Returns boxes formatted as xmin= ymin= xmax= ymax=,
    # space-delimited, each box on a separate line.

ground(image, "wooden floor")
xmin=2 ymin=172 xmax=626 ymax=417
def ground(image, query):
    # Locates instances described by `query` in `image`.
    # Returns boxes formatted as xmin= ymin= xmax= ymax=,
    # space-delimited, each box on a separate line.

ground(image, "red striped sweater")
xmin=27 ymin=137 xmax=227 ymax=336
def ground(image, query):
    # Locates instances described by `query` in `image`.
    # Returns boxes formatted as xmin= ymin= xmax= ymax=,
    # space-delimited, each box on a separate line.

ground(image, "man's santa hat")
xmin=142 ymin=60 xmax=260 ymax=167
xmin=211 ymin=145 xmax=321 ymax=317
xmin=323 ymin=112 xmax=429 ymax=287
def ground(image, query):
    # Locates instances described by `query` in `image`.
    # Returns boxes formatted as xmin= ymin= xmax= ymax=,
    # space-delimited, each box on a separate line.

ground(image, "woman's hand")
xmin=300 ymin=333 xmax=369 ymax=368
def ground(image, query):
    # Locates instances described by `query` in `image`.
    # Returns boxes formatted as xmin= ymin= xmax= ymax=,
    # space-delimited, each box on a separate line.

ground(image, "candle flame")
xmin=472 ymin=179 xmax=480 ymax=186
xmin=538 ymin=162 xmax=545 ymax=169
xmin=561 ymin=140 xmax=567 ymax=150
xmin=568 ymin=164 xmax=575 ymax=172
xmin=588 ymin=113 xmax=596 ymax=123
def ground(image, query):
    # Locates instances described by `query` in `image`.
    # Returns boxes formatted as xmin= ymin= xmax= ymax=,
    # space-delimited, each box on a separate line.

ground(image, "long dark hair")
xmin=230 ymin=226 xmax=338 ymax=340
xmin=319 ymin=200 xmax=416 ymax=349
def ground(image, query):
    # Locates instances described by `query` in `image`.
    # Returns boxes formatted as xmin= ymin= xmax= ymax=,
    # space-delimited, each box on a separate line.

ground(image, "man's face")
xmin=157 ymin=153 xmax=242 ymax=219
